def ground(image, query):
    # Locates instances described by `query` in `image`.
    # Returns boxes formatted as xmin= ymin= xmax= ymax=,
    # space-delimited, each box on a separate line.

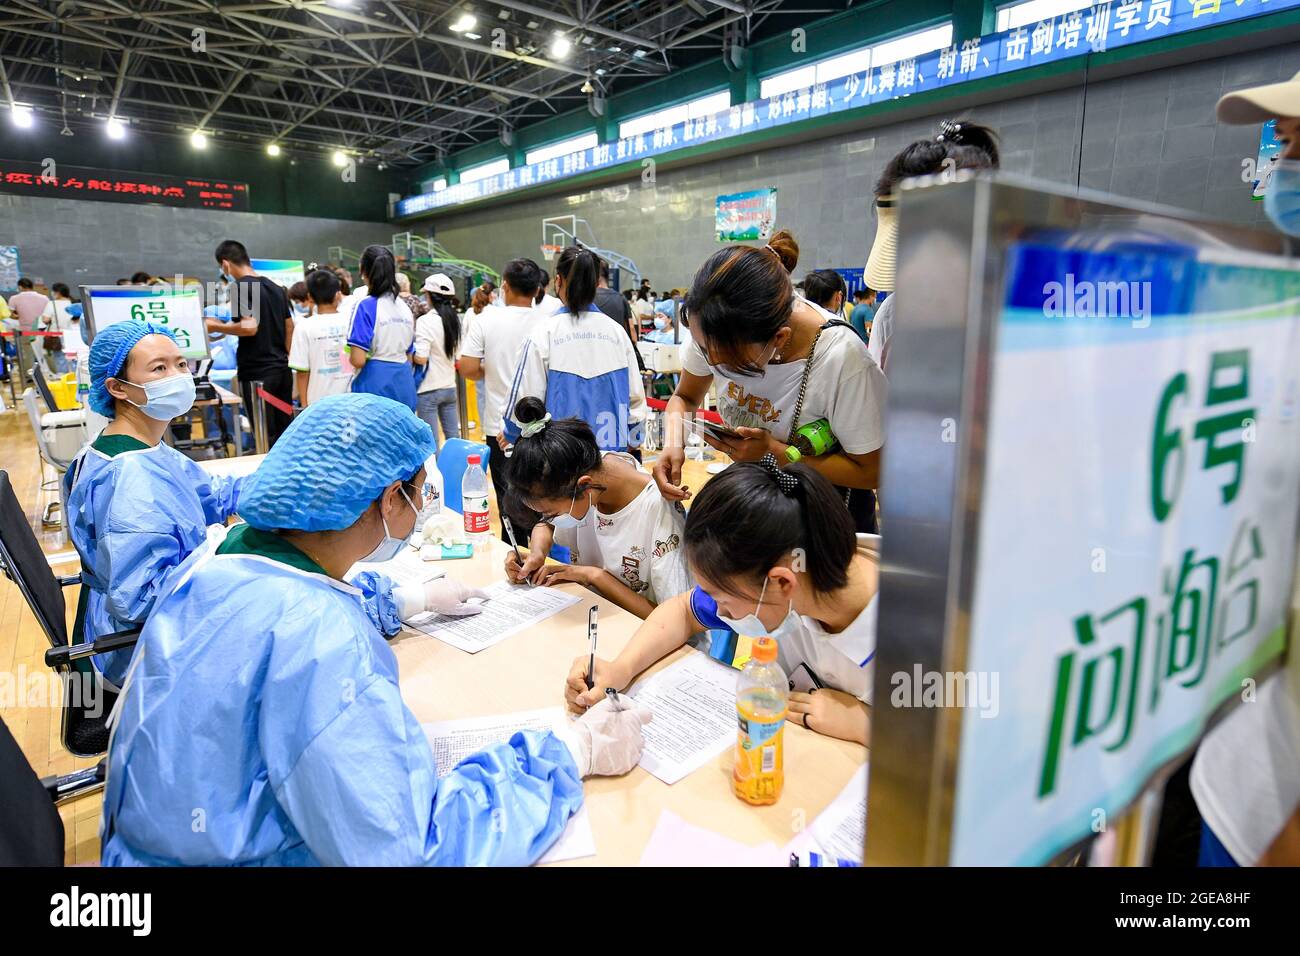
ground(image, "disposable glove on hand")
xmin=563 ymin=696 xmax=653 ymax=777
xmin=395 ymin=578 xmax=491 ymax=620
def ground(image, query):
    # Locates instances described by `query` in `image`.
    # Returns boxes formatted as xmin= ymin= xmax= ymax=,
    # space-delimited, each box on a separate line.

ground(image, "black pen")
xmin=502 ymin=515 xmax=532 ymax=586
xmin=585 ymin=605 xmax=598 ymax=690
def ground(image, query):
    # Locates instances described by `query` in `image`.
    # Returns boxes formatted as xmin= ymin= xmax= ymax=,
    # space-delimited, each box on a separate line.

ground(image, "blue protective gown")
xmin=64 ymin=436 xmax=243 ymax=687
xmin=100 ymin=523 xmax=585 ymax=867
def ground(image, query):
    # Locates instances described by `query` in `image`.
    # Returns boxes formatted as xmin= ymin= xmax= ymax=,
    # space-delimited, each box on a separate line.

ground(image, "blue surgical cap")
xmin=237 ymin=393 xmax=436 ymax=532
xmin=88 ymin=320 xmax=178 ymax=418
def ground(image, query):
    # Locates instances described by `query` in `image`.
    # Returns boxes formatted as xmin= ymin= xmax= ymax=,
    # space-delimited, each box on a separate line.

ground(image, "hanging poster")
xmin=714 ymin=188 xmax=777 ymax=242
xmin=1253 ymin=120 xmax=1281 ymax=200
xmin=0 ymin=246 xmax=18 ymax=291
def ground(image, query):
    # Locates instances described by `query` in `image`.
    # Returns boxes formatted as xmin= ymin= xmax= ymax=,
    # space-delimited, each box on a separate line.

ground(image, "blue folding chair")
xmin=435 ymin=437 xmax=491 ymax=514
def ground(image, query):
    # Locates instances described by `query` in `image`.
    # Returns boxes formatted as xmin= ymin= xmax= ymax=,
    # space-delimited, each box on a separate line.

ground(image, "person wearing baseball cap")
xmin=413 ymin=272 xmax=463 ymax=447
xmin=1187 ymin=73 xmax=1300 ymax=869
xmin=1217 ymin=69 xmax=1300 ymax=235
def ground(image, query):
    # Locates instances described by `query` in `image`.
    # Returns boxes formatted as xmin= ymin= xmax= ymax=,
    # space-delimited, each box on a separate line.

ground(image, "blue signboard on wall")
xmin=397 ymin=0 xmax=1300 ymax=218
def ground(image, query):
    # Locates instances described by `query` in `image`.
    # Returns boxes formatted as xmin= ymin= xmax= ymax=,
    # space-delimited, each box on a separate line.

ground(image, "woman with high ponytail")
xmin=500 ymin=245 xmax=647 ymax=454
xmin=565 ymin=456 xmax=880 ymax=745
xmin=346 ymin=244 xmax=417 ymax=409
xmin=503 ymin=396 xmax=689 ymax=619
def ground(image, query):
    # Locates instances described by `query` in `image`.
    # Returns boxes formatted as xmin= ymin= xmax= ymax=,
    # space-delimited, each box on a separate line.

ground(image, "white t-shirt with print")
xmin=288 ymin=311 xmax=352 ymax=405
xmin=680 ymin=320 xmax=886 ymax=454
xmin=553 ymin=452 xmax=691 ymax=607
xmin=458 ymin=304 xmax=536 ymax=437
xmin=413 ymin=312 xmax=458 ymax=393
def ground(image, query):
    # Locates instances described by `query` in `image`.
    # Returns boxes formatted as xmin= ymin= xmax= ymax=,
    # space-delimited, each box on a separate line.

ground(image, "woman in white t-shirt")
xmin=503 ymin=396 xmax=690 ymax=619
xmin=652 ymin=229 xmax=886 ymax=533
xmin=566 ymin=457 xmax=878 ymax=745
xmin=412 ymin=273 xmax=462 ymax=448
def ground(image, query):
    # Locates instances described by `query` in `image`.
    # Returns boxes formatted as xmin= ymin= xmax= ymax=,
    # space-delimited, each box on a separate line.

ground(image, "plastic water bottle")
xmin=461 ymin=454 xmax=490 ymax=541
xmin=733 ymin=636 xmax=787 ymax=806
xmin=414 ymin=452 xmax=444 ymax=534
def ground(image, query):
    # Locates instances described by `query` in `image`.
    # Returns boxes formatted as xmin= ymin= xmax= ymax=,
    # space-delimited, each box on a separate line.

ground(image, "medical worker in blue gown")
xmin=65 ymin=320 xmax=245 ymax=689
xmin=101 ymin=392 xmax=653 ymax=867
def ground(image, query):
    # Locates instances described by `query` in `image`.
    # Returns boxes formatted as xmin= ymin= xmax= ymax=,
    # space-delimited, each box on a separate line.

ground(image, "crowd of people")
xmin=18 ymin=84 xmax=1299 ymax=867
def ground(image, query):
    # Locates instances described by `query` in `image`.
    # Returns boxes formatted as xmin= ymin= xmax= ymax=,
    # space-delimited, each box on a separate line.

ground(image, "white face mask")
xmin=359 ymin=486 xmax=417 ymax=563
xmin=120 ymin=371 xmax=197 ymax=422
xmin=716 ymin=575 xmax=800 ymax=640
xmin=548 ymin=482 xmax=591 ymax=530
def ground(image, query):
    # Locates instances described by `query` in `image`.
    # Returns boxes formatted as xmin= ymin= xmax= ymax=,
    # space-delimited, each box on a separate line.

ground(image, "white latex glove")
xmin=562 ymin=695 xmax=653 ymax=777
xmin=394 ymin=578 xmax=491 ymax=619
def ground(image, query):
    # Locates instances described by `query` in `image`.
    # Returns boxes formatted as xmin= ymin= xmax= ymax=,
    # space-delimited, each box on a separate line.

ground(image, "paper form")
xmin=789 ymin=761 xmax=868 ymax=865
xmin=420 ymin=707 xmax=595 ymax=865
xmin=639 ymin=810 xmax=785 ymax=867
xmin=404 ymin=579 xmax=579 ymax=653
xmin=626 ymin=651 xmax=737 ymax=785
xmin=345 ymin=547 xmax=447 ymax=590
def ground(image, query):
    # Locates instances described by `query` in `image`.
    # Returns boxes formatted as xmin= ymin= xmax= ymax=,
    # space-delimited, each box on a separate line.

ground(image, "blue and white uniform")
xmin=64 ymin=434 xmax=243 ymax=688
xmin=101 ymin=523 xmax=584 ymax=866
xmin=502 ymin=305 xmax=646 ymax=451
xmin=348 ymin=293 xmax=417 ymax=409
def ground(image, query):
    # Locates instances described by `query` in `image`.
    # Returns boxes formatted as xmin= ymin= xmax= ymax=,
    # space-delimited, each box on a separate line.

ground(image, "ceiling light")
xmin=332 ymin=150 xmax=348 ymax=167
xmin=498 ymin=9 xmax=510 ymax=18
xmin=450 ymin=13 xmax=476 ymax=32
xmin=190 ymin=129 xmax=208 ymax=150
xmin=11 ymin=104 xmax=33 ymax=128
xmin=266 ymin=142 xmax=281 ymax=157
xmin=632 ymin=49 xmax=647 ymax=58
xmin=526 ymin=20 xmax=539 ymax=28
xmin=106 ymin=116 xmax=126 ymax=139
xmin=551 ymin=34 xmax=571 ymax=58
xmin=595 ymin=68 xmax=606 ymax=76
xmin=580 ymin=78 xmax=594 ymax=94
xmin=464 ymin=32 xmax=482 ymax=39
xmin=608 ymin=45 xmax=622 ymax=53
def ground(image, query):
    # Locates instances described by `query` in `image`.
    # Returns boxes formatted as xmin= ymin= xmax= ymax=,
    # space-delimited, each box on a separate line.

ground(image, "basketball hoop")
xmin=540 ymin=243 xmax=562 ymax=262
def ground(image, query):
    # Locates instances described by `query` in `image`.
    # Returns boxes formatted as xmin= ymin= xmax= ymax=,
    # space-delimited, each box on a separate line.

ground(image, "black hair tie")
xmin=759 ymin=453 xmax=800 ymax=497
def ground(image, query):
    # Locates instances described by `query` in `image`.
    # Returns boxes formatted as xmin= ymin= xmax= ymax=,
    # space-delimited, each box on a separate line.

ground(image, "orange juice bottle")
xmin=732 ymin=636 xmax=787 ymax=805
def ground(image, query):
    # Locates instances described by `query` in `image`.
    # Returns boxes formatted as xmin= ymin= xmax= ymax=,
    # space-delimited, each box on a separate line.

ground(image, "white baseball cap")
xmin=422 ymin=273 xmax=455 ymax=296
xmin=1217 ymin=69 xmax=1300 ymax=124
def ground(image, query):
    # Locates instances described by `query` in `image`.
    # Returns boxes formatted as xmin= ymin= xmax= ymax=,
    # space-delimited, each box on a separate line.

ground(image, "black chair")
xmin=0 ymin=713 xmax=105 ymax=865
xmin=0 ymin=470 xmax=139 ymax=758
xmin=28 ymin=361 xmax=59 ymax=413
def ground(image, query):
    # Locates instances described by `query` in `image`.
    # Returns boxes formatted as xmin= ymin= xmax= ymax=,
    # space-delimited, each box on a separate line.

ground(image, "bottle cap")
xmin=784 ymin=446 xmax=802 ymax=463
xmin=468 ymin=454 xmax=481 ymax=464
xmin=751 ymin=636 xmax=778 ymax=662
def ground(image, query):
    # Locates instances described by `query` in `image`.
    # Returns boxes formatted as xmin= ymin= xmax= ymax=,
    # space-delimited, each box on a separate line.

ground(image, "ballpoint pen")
xmin=502 ymin=515 xmax=532 ymax=586
xmin=586 ymin=605 xmax=598 ymax=691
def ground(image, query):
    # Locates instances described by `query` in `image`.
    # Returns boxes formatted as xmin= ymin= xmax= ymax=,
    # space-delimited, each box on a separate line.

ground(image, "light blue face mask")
xmin=360 ymin=486 xmax=418 ymax=563
xmin=120 ymin=372 xmax=197 ymax=422
xmin=549 ymin=482 xmax=591 ymax=530
xmin=1265 ymin=158 xmax=1300 ymax=237
xmin=653 ymin=316 xmax=667 ymax=330
xmin=716 ymin=575 xmax=800 ymax=640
